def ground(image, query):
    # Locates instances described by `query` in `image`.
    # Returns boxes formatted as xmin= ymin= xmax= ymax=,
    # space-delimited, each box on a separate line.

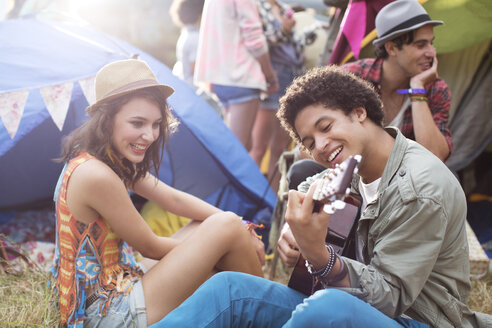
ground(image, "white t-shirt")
xmin=173 ymin=25 xmax=200 ymax=88
xmin=387 ymin=97 xmax=410 ymax=130
xmin=355 ymin=177 xmax=381 ymax=262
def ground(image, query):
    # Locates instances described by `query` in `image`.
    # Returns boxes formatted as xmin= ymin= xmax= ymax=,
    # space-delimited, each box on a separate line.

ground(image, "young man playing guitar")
xmin=152 ymin=66 xmax=490 ymax=328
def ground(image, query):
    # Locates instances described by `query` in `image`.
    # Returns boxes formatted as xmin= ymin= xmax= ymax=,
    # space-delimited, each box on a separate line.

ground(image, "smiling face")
xmin=111 ymin=96 xmax=163 ymax=164
xmin=390 ymin=25 xmax=436 ymax=77
xmin=294 ymin=104 xmax=368 ymax=168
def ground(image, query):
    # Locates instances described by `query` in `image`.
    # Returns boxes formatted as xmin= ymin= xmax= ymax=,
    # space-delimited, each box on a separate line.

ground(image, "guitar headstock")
xmin=312 ymin=155 xmax=361 ymax=208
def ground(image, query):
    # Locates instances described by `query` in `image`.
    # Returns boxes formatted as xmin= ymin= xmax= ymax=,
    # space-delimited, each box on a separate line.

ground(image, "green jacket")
xmin=299 ymin=128 xmax=491 ymax=328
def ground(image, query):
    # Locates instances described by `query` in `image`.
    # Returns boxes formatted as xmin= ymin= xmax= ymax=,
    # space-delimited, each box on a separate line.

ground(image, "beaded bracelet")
xmin=317 ymin=253 xmax=348 ymax=289
xmin=305 ymin=244 xmax=336 ymax=278
xmin=328 ymin=253 xmax=348 ymax=283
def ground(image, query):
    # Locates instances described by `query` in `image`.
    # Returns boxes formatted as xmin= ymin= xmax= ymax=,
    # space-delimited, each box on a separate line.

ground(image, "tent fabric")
xmin=438 ymin=40 xmax=490 ymax=119
xmin=424 ymin=0 xmax=492 ymax=54
xmin=0 ymin=16 xmax=276 ymax=220
xmin=445 ymin=43 xmax=492 ymax=174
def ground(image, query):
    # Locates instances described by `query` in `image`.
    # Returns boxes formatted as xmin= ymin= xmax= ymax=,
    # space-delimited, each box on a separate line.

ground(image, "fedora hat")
xmin=86 ymin=59 xmax=174 ymax=115
xmin=373 ymin=0 xmax=443 ymax=48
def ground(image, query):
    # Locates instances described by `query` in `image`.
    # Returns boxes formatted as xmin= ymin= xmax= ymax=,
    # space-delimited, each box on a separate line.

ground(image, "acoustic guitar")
xmin=287 ymin=155 xmax=361 ymax=295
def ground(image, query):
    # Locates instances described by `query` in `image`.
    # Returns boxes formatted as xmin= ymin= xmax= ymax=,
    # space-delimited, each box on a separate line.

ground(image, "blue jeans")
xmin=151 ymin=272 xmax=429 ymax=328
xmin=85 ymin=279 xmax=147 ymax=328
xmin=212 ymin=84 xmax=260 ymax=107
xmin=260 ymin=62 xmax=298 ymax=110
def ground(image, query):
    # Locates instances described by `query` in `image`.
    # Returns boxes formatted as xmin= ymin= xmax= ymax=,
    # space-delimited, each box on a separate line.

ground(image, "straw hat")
xmin=86 ymin=59 xmax=174 ymax=115
xmin=373 ymin=0 xmax=443 ymax=48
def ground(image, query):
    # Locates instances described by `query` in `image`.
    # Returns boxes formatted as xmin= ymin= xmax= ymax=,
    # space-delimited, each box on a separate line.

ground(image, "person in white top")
xmin=194 ymin=0 xmax=278 ymax=149
xmin=170 ymin=0 xmax=203 ymax=88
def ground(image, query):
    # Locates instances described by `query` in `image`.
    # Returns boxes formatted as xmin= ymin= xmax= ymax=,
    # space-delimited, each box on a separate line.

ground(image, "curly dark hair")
xmin=169 ymin=0 xmax=204 ymax=27
xmin=374 ymin=30 xmax=414 ymax=59
xmin=59 ymin=88 xmax=179 ymax=188
xmin=277 ymin=65 xmax=384 ymax=146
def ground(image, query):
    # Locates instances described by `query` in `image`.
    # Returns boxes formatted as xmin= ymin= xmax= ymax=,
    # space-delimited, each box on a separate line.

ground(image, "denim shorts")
xmin=212 ymin=84 xmax=260 ymax=107
xmin=84 ymin=279 xmax=147 ymax=328
xmin=261 ymin=62 xmax=299 ymax=110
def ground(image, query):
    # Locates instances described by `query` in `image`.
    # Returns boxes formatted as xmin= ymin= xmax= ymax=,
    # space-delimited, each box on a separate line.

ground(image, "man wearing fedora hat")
xmin=342 ymin=0 xmax=452 ymax=162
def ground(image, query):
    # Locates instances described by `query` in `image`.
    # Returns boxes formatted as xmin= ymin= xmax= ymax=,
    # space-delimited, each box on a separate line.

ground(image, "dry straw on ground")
xmin=0 ymin=264 xmax=60 ymax=327
xmin=0 ymin=252 xmax=490 ymax=327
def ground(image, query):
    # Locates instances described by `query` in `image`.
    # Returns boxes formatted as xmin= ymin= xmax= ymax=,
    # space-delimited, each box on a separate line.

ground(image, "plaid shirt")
xmin=342 ymin=58 xmax=453 ymax=153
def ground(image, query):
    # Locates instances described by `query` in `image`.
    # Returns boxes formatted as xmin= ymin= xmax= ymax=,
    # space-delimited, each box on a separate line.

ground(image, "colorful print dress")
xmin=51 ymin=152 xmax=143 ymax=327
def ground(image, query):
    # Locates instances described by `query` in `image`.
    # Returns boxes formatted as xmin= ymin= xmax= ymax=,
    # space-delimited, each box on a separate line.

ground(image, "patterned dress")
xmin=51 ymin=152 xmax=143 ymax=327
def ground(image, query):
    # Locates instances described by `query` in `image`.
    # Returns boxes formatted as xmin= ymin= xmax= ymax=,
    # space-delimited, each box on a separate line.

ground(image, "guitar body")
xmin=287 ymin=155 xmax=362 ymax=295
xmin=287 ymin=202 xmax=359 ymax=295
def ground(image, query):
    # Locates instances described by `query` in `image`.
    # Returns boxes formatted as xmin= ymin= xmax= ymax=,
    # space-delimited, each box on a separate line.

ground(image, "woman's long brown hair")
xmin=59 ymin=88 xmax=178 ymax=188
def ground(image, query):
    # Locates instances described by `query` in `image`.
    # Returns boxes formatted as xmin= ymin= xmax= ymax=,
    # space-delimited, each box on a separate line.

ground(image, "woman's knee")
xmin=202 ymin=212 xmax=247 ymax=239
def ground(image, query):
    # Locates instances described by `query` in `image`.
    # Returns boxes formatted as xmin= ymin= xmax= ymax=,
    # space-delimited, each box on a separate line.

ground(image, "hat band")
xmin=380 ymin=14 xmax=431 ymax=39
xmin=102 ymin=79 xmax=159 ymax=99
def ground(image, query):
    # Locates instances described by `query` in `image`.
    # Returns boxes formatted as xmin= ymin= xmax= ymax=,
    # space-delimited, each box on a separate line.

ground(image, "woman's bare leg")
xmin=267 ymin=120 xmax=291 ymax=192
xmin=142 ymin=212 xmax=263 ymax=325
xmin=250 ymin=108 xmax=275 ymax=166
xmin=224 ymin=99 xmax=260 ymax=150
xmin=139 ymin=220 xmax=202 ymax=271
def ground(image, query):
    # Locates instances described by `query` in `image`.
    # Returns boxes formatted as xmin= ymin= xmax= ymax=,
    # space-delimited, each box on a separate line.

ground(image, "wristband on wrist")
xmin=397 ymin=88 xmax=426 ymax=95
xmin=409 ymin=95 xmax=428 ymax=102
xmin=241 ymin=219 xmax=264 ymax=240
xmin=328 ymin=253 xmax=348 ymax=284
xmin=305 ymin=244 xmax=336 ymax=278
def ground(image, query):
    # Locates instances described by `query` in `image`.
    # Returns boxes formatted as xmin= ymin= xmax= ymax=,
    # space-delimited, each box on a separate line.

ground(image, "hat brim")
xmin=86 ymin=84 xmax=174 ymax=115
xmin=372 ymin=20 xmax=443 ymax=48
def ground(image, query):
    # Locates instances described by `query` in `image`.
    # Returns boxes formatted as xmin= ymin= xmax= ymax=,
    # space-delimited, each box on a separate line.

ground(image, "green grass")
xmin=0 ymin=253 xmax=489 ymax=327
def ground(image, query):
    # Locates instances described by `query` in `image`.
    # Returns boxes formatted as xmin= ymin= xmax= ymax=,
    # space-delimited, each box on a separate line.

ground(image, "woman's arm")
xmin=69 ymin=160 xmax=178 ymax=260
xmin=134 ymin=173 xmax=266 ymax=265
xmin=132 ymin=173 xmax=222 ymax=222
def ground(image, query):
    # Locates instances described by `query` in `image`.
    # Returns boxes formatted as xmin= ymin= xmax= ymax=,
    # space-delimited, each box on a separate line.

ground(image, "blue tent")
xmin=0 ymin=16 xmax=276 ymax=222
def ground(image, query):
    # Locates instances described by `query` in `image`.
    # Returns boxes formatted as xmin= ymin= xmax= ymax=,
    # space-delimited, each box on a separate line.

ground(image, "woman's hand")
xmin=251 ymin=235 xmax=266 ymax=266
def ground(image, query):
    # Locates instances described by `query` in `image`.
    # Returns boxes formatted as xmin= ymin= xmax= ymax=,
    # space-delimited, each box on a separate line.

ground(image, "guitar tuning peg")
xmin=323 ymin=204 xmax=335 ymax=214
xmin=332 ymin=200 xmax=346 ymax=210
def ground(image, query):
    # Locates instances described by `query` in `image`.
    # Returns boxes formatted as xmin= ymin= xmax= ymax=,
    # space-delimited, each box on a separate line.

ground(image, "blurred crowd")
xmin=169 ymin=0 xmax=330 ymax=193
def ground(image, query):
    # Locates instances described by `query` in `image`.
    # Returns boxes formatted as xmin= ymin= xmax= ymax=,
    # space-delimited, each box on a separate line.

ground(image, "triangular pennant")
xmin=40 ymin=82 xmax=74 ymax=131
xmin=342 ymin=0 xmax=367 ymax=60
xmin=0 ymin=90 xmax=29 ymax=139
xmin=79 ymin=76 xmax=96 ymax=106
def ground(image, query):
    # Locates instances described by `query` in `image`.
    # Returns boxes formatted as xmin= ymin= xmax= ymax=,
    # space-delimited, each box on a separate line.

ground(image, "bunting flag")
xmin=341 ymin=0 xmax=367 ymax=60
xmin=0 ymin=75 xmax=96 ymax=139
xmin=329 ymin=0 xmax=393 ymax=65
xmin=0 ymin=90 xmax=29 ymax=139
xmin=40 ymin=82 xmax=74 ymax=131
xmin=79 ymin=76 xmax=96 ymax=106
